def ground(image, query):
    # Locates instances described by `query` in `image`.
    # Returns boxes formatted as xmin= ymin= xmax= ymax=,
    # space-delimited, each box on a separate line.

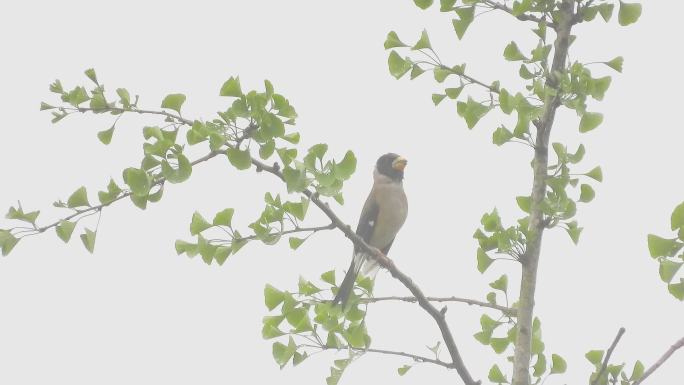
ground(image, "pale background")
xmin=1 ymin=1 xmax=682 ymax=384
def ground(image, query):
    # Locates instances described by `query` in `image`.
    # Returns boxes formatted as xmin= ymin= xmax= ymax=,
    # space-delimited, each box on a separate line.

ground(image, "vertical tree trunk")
xmin=511 ymin=2 xmax=575 ymax=384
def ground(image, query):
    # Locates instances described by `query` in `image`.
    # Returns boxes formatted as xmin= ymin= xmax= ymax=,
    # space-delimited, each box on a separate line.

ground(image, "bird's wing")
xmin=354 ymin=190 xmax=379 ymax=252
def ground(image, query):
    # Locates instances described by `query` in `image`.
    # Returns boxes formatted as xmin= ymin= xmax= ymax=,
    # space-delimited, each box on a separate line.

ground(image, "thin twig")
xmin=233 ymin=223 xmax=336 ymax=242
xmin=591 ymin=327 xmax=626 ymax=385
xmin=364 ymin=296 xmax=516 ymax=316
xmin=634 ymin=335 xmax=684 ymax=385
xmin=30 ymin=150 xmax=222 ymax=236
xmin=317 ymin=344 xmax=455 ymax=369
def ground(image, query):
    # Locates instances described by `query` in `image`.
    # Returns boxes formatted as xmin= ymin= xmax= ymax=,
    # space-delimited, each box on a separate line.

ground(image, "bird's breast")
xmin=369 ymin=184 xmax=408 ymax=249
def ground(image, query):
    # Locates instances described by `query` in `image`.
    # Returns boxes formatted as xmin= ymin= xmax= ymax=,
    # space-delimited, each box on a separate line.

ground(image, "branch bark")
xmin=591 ymin=327 xmax=626 ymax=385
xmin=633 ymin=335 xmax=684 ymax=385
xmin=365 ymin=296 xmax=515 ymax=316
xmin=511 ymin=2 xmax=575 ymax=385
xmin=315 ymin=344 xmax=455 ymax=369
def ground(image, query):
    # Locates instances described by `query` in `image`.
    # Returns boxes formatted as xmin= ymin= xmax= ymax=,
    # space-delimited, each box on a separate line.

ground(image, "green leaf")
xmin=264 ymin=284 xmax=285 ymax=310
xmin=56 ymin=220 xmax=76 ymax=243
xmin=432 ymin=93 xmax=447 ymax=106
xmin=5 ymin=206 xmax=40 ymax=224
xmin=452 ymin=7 xmax=474 ymax=39
xmin=445 ymin=87 xmax=464 ymax=100
xmin=40 ymin=102 xmax=55 ymax=111
xmin=457 ymin=97 xmax=491 ymax=129
xmin=398 ymin=365 xmax=412 ymax=376
xmin=66 ymin=86 xmax=89 ymax=107
xmin=433 ymin=67 xmax=451 ymax=83
xmin=413 ymin=0 xmax=433 ymax=9
xmin=647 ymin=234 xmax=681 ymax=258
xmin=511 ymin=0 xmax=532 ymax=16
xmin=289 ymin=237 xmax=305 ymax=250
xmin=598 ymin=3 xmax=615 ymax=21
xmin=89 ymin=93 xmax=107 ymax=112
xmin=0 ymin=230 xmax=19 ymax=256
xmin=383 ymin=31 xmax=407 ymax=49
xmin=161 ymin=93 xmax=186 ymax=113
xmin=97 ymin=125 xmax=115 ymax=145
xmin=321 ymin=270 xmax=336 ymax=285
xmin=504 ymin=41 xmax=527 ymax=61
xmin=670 ymin=202 xmax=684 ymax=230
xmin=213 ymin=208 xmax=235 ymax=227
xmin=668 ymin=279 xmax=684 ymax=300
xmin=80 ymin=228 xmax=97 ymax=254
xmin=490 ymin=338 xmax=510 ymax=354
xmin=565 ymin=221 xmax=583 ymax=245
xmin=292 ymin=351 xmax=308 ymax=366
xmin=190 ymin=212 xmax=212 ymax=235
xmin=282 ymin=132 xmax=300 ymax=145
xmin=388 ymin=50 xmax=412 ymax=79
xmin=493 ymin=126 xmax=513 ymax=146
xmin=272 ymin=337 xmax=296 ymax=367
xmin=283 ymin=167 xmax=309 ymax=193
xmin=84 ymin=68 xmax=98 ymax=84
xmin=605 ymin=56 xmax=624 ymax=73
xmin=630 ymin=360 xmax=645 ymax=381
xmin=335 ymin=151 xmax=357 ymax=180
xmin=410 ymin=65 xmax=426 ymax=80
xmin=579 ymin=112 xmax=603 ymax=133
xmin=122 ymin=168 xmax=152 ymax=197
xmin=116 ymin=88 xmax=131 ymax=108
xmin=551 ymin=354 xmax=567 ymax=374
xmin=533 ymin=353 xmax=547 ymax=377
xmin=161 ymin=153 xmax=192 ymax=183
xmin=585 ymin=349 xmax=604 ymax=366
xmin=285 ymin=307 xmax=313 ymax=332
xmin=579 ymin=184 xmax=596 ymax=203
xmin=309 ymin=143 xmax=328 ymax=160
xmin=585 ymin=166 xmax=603 ymax=182
xmin=659 ymin=259 xmax=683 ymax=283
xmin=516 ymin=196 xmax=531 ymax=213
xmin=220 ymin=76 xmax=242 ymax=97
xmin=67 ymin=186 xmax=90 ymax=208
xmin=411 ymin=29 xmax=432 ymax=50
xmin=488 ymin=364 xmax=507 ymax=383
xmin=618 ymin=1 xmax=642 ymax=26
xmin=590 ymin=76 xmax=612 ymax=101
xmin=226 ymin=148 xmax=252 ymax=170
xmin=489 ymin=275 xmax=508 ymax=293
xmin=214 ymin=246 xmax=231 ymax=265
xmin=477 ymin=248 xmax=493 ymax=273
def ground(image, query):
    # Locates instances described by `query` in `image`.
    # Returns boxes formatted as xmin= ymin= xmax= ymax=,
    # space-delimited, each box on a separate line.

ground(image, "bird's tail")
xmin=332 ymin=252 xmax=365 ymax=308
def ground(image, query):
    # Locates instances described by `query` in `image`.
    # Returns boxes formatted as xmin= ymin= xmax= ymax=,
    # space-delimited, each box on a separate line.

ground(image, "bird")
xmin=332 ymin=153 xmax=408 ymax=308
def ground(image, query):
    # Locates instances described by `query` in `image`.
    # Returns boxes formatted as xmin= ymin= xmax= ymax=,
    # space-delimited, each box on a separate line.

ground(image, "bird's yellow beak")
xmin=392 ymin=156 xmax=408 ymax=171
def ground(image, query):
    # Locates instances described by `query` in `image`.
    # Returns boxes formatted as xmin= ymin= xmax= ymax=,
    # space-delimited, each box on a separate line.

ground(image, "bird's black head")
xmin=376 ymin=153 xmax=407 ymax=181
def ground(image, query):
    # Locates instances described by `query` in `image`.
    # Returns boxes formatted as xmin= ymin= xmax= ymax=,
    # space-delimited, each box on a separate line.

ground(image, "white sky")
xmin=1 ymin=1 xmax=682 ymax=384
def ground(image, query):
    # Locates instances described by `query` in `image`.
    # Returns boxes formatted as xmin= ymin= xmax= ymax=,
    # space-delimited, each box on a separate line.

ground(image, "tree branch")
xmin=591 ymin=327 xmax=626 ymax=385
xmin=73 ymin=106 xmax=194 ymax=125
xmin=511 ymin=2 xmax=575 ymax=385
xmin=317 ymin=344 xmax=455 ymax=370
xmin=634 ymin=335 xmax=684 ymax=385
xmin=364 ymin=296 xmax=516 ymax=316
xmin=235 ymin=223 xmax=336 ymax=243
xmin=26 ymin=150 xmax=222 ymax=237
xmin=247 ymin=158 xmax=480 ymax=385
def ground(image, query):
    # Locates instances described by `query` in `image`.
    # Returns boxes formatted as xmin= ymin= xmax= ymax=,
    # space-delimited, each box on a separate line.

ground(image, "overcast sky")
xmin=1 ymin=1 xmax=682 ymax=384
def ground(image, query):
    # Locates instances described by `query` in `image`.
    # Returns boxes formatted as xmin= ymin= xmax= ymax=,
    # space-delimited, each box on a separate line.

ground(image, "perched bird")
xmin=332 ymin=153 xmax=408 ymax=307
